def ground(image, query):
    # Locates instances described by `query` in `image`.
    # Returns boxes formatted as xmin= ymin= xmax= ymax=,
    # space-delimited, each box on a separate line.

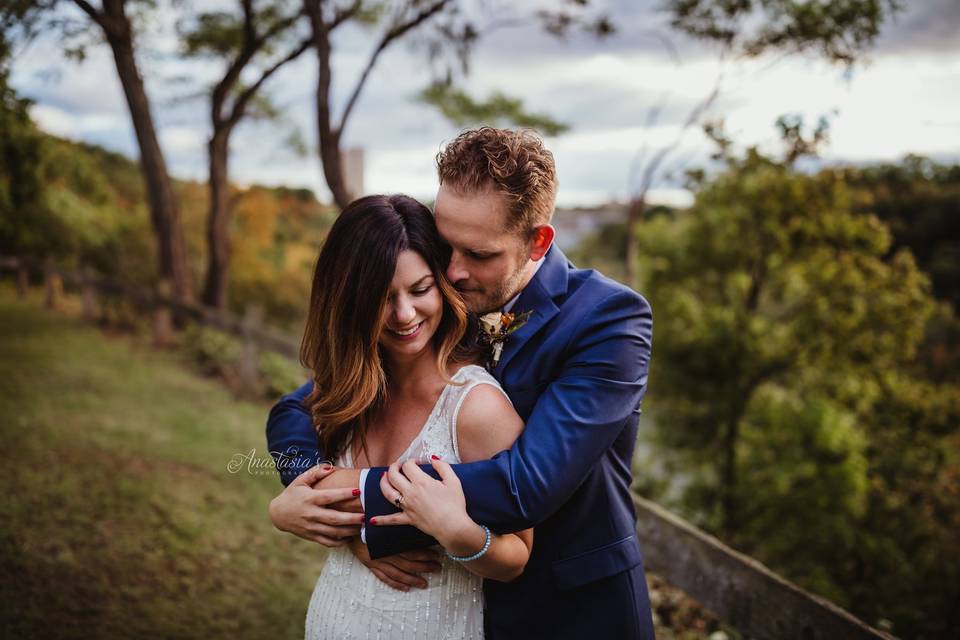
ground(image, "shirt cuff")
xmin=359 ymin=468 xmax=369 ymax=544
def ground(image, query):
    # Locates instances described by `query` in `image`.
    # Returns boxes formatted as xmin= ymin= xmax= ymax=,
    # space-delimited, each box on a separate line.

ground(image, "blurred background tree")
xmin=631 ymin=120 xmax=960 ymax=638
xmin=177 ymin=0 xmax=311 ymax=309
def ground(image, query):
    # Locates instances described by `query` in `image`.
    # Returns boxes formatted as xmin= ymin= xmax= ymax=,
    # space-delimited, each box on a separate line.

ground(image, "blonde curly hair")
xmin=436 ymin=127 xmax=558 ymax=237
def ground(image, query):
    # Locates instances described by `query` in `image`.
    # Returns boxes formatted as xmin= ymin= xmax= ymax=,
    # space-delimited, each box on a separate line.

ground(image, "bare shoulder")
xmin=455 ymin=377 xmax=525 ymax=463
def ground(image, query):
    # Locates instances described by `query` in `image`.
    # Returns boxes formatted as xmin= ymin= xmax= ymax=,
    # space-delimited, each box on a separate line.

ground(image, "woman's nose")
xmin=393 ymin=296 xmax=416 ymax=325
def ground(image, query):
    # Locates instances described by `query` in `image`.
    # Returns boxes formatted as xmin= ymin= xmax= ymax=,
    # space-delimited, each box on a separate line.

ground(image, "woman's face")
xmin=378 ymin=250 xmax=444 ymax=361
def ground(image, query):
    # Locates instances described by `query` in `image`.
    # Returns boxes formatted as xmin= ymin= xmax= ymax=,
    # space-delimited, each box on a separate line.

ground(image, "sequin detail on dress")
xmin=305 ymin=365 xmax=509 ymax=639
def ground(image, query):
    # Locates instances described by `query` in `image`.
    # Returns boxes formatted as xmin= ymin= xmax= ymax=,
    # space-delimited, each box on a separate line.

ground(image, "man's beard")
xmin=467 ymin=260 xmax=530 ymax=315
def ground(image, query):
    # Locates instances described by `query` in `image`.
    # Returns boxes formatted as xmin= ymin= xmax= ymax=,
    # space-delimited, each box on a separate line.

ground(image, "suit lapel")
xmin=494 ymin=244 xmax=568 ymax=375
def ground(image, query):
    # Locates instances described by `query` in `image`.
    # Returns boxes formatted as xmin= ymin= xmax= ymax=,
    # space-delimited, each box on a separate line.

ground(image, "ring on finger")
xmin=394 ymin=494 xmax=404 ymax=511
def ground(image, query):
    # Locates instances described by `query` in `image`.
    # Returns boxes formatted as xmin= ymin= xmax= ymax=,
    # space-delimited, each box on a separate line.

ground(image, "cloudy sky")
xmin=11 ymin=0 xmax=960 ymax=207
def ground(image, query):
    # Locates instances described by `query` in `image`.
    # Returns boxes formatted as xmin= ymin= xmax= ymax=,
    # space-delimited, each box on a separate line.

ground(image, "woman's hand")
xmin=268 ymin=464 xmax=365 ymax=547
xmin=347 ymin=538 xmax=442 ymax=592
xmin=373 ymin=457 xmax=478 ymax=549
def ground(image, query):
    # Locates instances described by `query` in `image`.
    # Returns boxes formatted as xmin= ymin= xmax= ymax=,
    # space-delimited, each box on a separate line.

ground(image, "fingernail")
xmin=369 ymin=517 xmax=377 ymax=525
xmin=321 ymin=464 xmax=332 ymax=471
xmin=431 ymin=455 xmax=440 ymax=460
xmin=359 ymin=515 xmax=365 ymax=523
xmin=352 ymin=488 xmax=361 ymax=496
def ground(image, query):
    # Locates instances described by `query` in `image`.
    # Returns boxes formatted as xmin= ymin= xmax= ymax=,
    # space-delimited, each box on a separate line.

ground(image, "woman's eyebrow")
xmin=409 ymin=275 xmax=434 ymax=288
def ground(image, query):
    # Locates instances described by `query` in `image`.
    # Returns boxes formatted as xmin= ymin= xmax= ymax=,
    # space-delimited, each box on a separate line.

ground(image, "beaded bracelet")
xmin=446 ymin=525 xmax=492 ymax=562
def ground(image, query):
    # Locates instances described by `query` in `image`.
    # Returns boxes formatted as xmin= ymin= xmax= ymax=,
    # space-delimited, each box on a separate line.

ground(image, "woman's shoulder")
xmin=451 ymin=366 xmax=523 ymax=463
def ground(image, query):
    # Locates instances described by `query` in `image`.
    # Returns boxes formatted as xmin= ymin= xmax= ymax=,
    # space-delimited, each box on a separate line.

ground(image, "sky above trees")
xmin=10 ymin=0 xmax=960 ymax=207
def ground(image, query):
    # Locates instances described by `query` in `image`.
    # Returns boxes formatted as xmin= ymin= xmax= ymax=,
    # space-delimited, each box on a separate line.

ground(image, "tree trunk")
xmin=102 ymin=2 xmax=193 ymax=304
xmin=202 ymin=129 xmax=231 ymax=308
xmin=310 ymin=13 xmax=351 ymax=210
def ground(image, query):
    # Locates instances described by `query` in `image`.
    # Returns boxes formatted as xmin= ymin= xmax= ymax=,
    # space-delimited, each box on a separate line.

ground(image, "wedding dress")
xmin=305 ymin=365 xmax=508 ymax=640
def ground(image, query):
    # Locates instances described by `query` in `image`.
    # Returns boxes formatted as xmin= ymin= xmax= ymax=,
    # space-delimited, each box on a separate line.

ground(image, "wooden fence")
xmin=1 ymin=255 xmax=896 ymax=640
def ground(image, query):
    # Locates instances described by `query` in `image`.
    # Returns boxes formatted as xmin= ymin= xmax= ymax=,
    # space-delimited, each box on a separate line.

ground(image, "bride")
xmin=296 ymin=194 xmax=532 ymax=639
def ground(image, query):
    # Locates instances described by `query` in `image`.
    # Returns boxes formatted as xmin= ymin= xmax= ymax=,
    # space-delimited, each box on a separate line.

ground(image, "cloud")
xmin=873 ymin=0 xmax=960 ymax=57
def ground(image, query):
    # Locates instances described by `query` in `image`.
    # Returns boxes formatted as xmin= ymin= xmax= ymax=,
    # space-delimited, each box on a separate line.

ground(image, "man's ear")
xmin=528 ymin=225 xmax=555 ymax=261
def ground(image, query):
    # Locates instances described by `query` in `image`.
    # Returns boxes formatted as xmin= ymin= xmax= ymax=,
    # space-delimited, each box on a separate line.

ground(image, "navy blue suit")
xmin=266 ymin=245 xmax=655 ymax=639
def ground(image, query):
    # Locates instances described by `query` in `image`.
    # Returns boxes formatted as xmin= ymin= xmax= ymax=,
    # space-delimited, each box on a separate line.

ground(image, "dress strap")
xmin=449 ymin=365 xmax=512 ymax=462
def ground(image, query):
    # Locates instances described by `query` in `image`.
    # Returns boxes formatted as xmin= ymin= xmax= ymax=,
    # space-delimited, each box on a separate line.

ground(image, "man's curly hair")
xmin=436 ymin=127 xmax=558 ymax=237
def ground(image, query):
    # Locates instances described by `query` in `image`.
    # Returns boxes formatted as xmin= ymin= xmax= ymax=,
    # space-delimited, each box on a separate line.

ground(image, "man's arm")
xmin=266 ymin=379 xmax=437 ymax=589
xmin=365 ymin=288 xmax=652 ymax=558
xmin=265 ymin=379 xmax=364 ymax=541
xmin=266 ymin=379 xmax=325 ymax=486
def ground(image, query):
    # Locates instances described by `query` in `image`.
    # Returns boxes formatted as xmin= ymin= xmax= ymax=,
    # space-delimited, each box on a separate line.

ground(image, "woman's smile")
xmin=386 ymin=320 xmax=424 ymax=340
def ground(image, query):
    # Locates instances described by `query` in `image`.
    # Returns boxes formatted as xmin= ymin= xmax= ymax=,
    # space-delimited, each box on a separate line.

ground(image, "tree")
xmin=667 ymin=0 xmax=901 ymax=65
xmin=179 ymin=1 xmax=311 ymax=309
xmin=639 ymin=133 xmax=932 ymax=535
xmin=299 ymin=0 xmax=613 ymax=210
xmin=633 ymin=133 xmax=960 ymax=637
xmin=620 ymin=0 xmax=903 ymax=288
xmin=0 ymin=31 xmax=61 ymax=259
xmin=55 ymin=0 xmax=194 ymax=303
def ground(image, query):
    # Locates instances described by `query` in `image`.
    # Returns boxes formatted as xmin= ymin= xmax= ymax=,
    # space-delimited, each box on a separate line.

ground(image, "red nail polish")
xmin=360 ymin=515 xmax=365 ymax=522
xmin=352 ymin=488 xmax=361 ymax=497
xmin=370 ymin=517 xmax=377 ymax=525
xmin=431 ymin=455 xmax=440 ymax=460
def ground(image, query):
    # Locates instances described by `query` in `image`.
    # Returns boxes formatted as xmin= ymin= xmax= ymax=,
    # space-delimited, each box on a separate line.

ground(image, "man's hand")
xmin=347 ymin=537 xmax=442 ymax=592
xmin=268 ymin=464 xmax=364 ymax=547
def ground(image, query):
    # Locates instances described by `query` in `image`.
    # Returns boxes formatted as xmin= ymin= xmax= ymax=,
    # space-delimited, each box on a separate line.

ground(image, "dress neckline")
xmin=344 ymin=364 xmax=480 ymax=467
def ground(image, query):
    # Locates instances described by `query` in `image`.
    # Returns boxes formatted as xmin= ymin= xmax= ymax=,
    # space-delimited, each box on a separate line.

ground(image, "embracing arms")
xmin=364 ymin=288 xmax=652 ymax=557
xmin=372 ymin=384 xmax=534 ymax=582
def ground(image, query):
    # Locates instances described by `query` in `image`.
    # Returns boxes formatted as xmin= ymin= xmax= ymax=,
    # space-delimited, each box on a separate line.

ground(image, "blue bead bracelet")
xmin=446 ymin=525 xmax=491 ymax=562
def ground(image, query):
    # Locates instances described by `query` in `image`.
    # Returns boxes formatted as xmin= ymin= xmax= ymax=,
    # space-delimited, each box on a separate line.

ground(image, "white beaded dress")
xmin=305 ymin=365 xmax=508 ymax=640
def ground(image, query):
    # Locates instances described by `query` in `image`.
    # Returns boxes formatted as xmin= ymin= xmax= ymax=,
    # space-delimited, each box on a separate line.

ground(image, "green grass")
xmin=0 ymin=290 xmax=325 ymax=639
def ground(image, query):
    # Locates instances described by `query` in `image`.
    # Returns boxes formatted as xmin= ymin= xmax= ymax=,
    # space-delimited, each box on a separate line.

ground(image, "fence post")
xmin=153 ymin=279 xmax=174 ymax=345
xmin=17 ymin=261 xmax=29 ymax=298
xmin=44 ymin=260 xmax=62 ymax=310
xmin=239 ymin=304 xmax=264 ymax=394
xmin=80 ymin=266 xmax=98 ymax=321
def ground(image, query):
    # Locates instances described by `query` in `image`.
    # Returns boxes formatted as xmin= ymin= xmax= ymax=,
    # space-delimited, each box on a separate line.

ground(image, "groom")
xmin=267 ymin=127 xmax=655 ymax=638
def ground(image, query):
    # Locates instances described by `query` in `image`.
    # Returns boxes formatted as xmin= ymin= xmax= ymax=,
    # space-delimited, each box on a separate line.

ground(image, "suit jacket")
xmin=266 ymin=245 xmax=655 ymax=639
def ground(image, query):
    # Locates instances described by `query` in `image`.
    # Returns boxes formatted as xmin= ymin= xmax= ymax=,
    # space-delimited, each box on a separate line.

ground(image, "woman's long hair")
xmin=300 ymin=194 xmax=472 ymax=463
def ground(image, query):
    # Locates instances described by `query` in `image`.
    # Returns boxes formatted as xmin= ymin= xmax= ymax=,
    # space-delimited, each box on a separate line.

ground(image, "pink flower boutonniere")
xmin=477 ymin=310 xmax=532 ymax=369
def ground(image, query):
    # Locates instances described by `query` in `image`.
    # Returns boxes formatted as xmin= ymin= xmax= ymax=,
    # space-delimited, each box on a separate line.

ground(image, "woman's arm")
xmin=373 ymin=383 xmax=533 ymax=582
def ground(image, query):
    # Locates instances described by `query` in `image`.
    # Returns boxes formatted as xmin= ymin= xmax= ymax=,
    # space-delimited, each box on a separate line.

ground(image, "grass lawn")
xmin=0 ymin=290 xmax=324 ymax=638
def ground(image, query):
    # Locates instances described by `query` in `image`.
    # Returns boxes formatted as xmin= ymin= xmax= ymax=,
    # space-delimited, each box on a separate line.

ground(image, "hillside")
xmin=0 ymin=290 xmax=325 ymax=638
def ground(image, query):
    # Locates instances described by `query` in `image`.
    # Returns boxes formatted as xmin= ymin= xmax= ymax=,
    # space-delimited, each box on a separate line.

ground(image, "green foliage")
xmin=667 ymin=0 xmax=901 ymax=64
xmin=2 ymin=122 xmax=330 ymax=331
xmin=0 ymin=63 xmax=65 ymax=259
xmin=843 ymin=155 xmax=960 ymax=311
xmin=182 ymin=324 xmax=243 ymax=379
xmin=180 ymin=323 xmax=308 ymax=400
xmin=259 ymin=350 xmax=308 ymax=399
xmin=633 ymin=144 xmax=959 ymax=638
xmin=419 ymin=82 xmax=569 ymax=136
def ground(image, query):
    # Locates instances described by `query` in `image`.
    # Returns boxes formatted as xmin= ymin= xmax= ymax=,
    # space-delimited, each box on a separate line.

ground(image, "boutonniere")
xmin=477 ymin=310 xmax=532 ymax=369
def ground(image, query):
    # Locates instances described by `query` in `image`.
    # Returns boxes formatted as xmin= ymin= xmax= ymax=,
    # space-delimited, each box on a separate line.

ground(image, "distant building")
xmin=551 ymin=204 xmax=626 ymax=252
xmin=341 ymin=147 xmax=365 ymax=200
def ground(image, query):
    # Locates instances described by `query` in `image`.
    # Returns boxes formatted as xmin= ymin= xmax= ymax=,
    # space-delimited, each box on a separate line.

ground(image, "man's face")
xmin=434 ymin=184 xmax=531 ymax=314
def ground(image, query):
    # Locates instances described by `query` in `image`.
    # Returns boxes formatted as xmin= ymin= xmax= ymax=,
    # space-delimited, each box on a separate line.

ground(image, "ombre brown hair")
xmin=300 ymin=194 xmax=472 ymax=462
